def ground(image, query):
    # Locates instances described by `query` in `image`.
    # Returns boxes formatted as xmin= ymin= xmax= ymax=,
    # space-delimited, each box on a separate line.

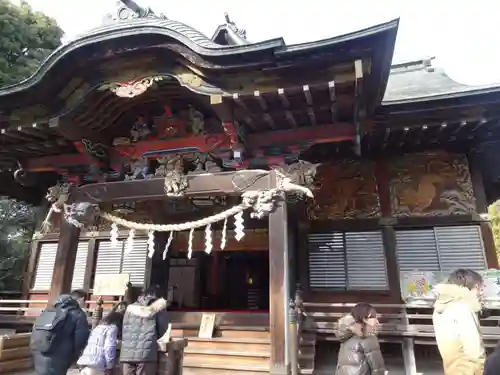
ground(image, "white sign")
xmin=93 ymin=273 xmax=130 ymax=296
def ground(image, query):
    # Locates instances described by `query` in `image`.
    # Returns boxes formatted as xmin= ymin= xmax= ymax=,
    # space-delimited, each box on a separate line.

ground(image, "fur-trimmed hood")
xmin=434 ymin=283 xmax=481 ymax=313
xmin=336 ymin=314 xmax=373 ymax=343
xmin=126 ymin=297 xmax=167 ymax=319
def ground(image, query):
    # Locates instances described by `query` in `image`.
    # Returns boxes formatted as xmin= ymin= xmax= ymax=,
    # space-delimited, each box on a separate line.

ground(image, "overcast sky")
xmin=24 ymin=0 xmax=500 ymax=86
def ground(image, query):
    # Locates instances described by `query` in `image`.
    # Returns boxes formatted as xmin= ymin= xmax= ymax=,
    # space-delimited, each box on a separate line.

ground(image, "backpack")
xmin=30 ymin=306 xmax=72 ymax=354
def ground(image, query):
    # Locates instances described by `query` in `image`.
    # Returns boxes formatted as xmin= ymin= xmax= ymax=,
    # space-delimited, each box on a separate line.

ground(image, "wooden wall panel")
xmin=308 ymin=160 xmax=380 ymax=220
xmin=388 ymin=152 xmax=475 ymax=217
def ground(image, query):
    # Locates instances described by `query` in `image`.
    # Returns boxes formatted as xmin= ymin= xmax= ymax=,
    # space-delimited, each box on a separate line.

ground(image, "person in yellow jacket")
xmin=432 ymin=269 xmax=485 ymax=375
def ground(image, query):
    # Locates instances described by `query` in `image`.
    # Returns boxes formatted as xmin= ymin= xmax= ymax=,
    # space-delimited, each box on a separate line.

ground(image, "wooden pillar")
xmin=48 ymin=220 xmax=81 ymax=303
xmin=376 ymin=159 xmax=402 ymax=301
xmin=480 ymin=222 xmax=499 ymax=268
xmin=381 ymin=224 xmax=402 ymax=302
xmin=268 ymin=181 xmax=289 ymax=375
xmin=22 ymin=240 xmax=41 ymax=298
xmin=469 ymin=153 xmax=499 ymax=268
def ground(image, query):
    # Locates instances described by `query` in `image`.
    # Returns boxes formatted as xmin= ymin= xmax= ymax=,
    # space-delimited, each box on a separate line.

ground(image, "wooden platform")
xmin=172 ymin=326 xmax=316 ymax=375
xmin=0 ymin=333 xmax=32 ymax=374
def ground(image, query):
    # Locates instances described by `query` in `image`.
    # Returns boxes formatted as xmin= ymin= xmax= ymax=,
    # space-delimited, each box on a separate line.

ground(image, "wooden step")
xmin=184 ymin=352 xmax=269 ymax=366
xmin=218 ymin=329 xmax=269 ymax=339
xmin=184 ymin=368 xmax=267 ymax=375
xmin=0 ymin=358 xmax=32 ymax=374
xmin=172 ymin=328 xmax=270 ymax=339
xmin=185 ymin=337 xmax=271 ymax=353
xmin=183 ymin=357 xmax=269 ymax=372
xmin=0 ymin=346 xmax=30 ymax=361
xmin=187 ymin=339 xmax=270 ymax=352
xmin=185 ymin=347 xmax=269 ymax=357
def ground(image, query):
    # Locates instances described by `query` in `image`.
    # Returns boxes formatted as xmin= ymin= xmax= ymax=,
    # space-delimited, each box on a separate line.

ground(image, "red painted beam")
xmin=114 ymin=133 xmax=230 ymax=159
xmin=24 ymin=124 xmax=354 ymax=172
xmin=248 ymin=123 xmax=354 ymax=149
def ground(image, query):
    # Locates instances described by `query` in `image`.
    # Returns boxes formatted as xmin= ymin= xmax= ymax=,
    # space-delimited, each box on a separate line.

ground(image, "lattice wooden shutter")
xmin=32 ymin=242 xmax=58 ymax=290
xmin=396 ymin=229 xmax=440 ymax=272
xmin=71 ymin=241 xmax=89 ymax=290
xmin=396 ymin=226 xmax=487 ymax=273
xmin=93 ymin=238 xmax=149 ymax=288
xmin=435 ymin=226 xmax=486 ymax=272
xmin=345 ymin=231 xmax=388 ymax=290
xmin=308 ymin=233 xmax=346 ymax=289
xmin=93 ymin=240 xmax=123 ymax=286
xmin=121 ymin=238 xmax=149 ymax=286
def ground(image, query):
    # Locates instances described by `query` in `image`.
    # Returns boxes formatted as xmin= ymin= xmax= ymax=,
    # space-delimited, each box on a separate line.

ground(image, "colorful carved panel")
xmin=308 ymin=160 xmax=380 ymax=220
xmin=389 ymin=152 xmax=475 ymax=217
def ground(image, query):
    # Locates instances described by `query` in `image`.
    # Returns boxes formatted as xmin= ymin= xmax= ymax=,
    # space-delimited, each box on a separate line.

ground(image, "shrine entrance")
xmin=163 ymin=250 xmax=270 ymax=312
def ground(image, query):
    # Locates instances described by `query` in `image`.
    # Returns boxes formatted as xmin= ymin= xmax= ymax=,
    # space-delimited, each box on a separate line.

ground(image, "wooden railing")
xmin=301 ymin=301 xmax=500 ymax=375
xmin=0 ymin=299 xmax=120 ymax=329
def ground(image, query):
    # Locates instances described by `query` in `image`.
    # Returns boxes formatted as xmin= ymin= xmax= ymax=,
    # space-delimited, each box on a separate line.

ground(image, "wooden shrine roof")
xmin=0 ymin=9 xmax=399 ymax=166
xmin=1 ymin=2 xmax=500 ymax=204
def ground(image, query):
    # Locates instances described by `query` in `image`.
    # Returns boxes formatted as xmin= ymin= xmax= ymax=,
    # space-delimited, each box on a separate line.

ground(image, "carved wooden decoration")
xmin=308 ymin=160 xmax=380 ymax=220
xmin=389 ymin=152 xmax=476 ymax=217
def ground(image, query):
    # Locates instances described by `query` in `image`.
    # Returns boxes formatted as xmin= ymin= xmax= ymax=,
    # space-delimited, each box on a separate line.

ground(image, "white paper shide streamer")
xmin=110 ymin=223 xmax=119 ymax=248
xmin=220 ymin=218 xmax=227 ymax=250
xmin=147 ymin=230 xmax=155 ymax=258
xmin=234 ymin=211 xmax=245 ymax=241
xmin=125 ymin=229 xmax=135 ymax=254
xmin=163 ymin=231 xmax=174 ymax=260
xmin=204 ymin=224 xmax=213 ymax=254
xmin=187 ymin=228 xmax=194 ymax=259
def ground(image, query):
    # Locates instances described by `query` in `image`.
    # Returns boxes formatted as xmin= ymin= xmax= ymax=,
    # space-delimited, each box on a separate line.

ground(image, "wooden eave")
xmin=0 ymin=18 xmax=399 ymax=172
xmin=0 ymin=18 xmax=399 ymax=119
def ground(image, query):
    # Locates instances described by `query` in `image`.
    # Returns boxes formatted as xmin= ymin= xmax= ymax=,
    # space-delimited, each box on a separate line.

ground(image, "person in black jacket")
xmin=32 ymin=290 xmax=90 ymax=375
xmin=484 ymin=340 xmax=500 ymax=375
xmin=120 ymin=286 xmax=168 ymax=375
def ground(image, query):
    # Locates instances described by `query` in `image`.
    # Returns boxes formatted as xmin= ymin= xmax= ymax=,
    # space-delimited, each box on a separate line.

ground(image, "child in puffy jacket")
xmin=77 ymin=311 xmax=122 ymax=375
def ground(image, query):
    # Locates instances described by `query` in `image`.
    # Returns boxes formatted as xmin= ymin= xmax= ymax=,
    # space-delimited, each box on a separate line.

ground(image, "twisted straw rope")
xmin=100 ymin=201 xmax=250 ymax=232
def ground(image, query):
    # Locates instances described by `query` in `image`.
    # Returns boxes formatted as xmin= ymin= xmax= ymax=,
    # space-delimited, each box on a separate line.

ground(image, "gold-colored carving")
xmin=178 ymin=73 xmax=202 ymax=88
xmin=389 ymin=152 xmax=475 ymax=217
xmin=308 ymin=160 xmax=380 ymax=220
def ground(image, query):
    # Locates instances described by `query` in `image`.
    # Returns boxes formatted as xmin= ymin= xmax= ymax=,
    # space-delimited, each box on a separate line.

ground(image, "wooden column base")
xmin=48 ymin=220 xmax=81 ymax=303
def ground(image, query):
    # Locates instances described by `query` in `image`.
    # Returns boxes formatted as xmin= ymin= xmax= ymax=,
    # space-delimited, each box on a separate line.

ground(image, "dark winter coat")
xmin=120 ymin=296 xmax=168 ymax=363
xmin=32 ymin=295 xmax=90 ymax=375
xmin=335 ymin=314 xmax=385 ymax=375
xmin=483 ymin=340 xmax=500 ymax=375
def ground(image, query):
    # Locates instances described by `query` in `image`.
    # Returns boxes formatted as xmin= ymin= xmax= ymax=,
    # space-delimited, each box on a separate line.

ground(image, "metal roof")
xmin=383 ymin=58 xmax=500 ymax=104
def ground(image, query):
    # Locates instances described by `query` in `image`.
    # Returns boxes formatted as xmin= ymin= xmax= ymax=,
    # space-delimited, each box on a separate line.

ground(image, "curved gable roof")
xmin=383 ymin=58 xmax=500 ymax=104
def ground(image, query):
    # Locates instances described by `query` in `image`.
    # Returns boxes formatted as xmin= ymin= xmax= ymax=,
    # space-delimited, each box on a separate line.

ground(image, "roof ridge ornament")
xmin=224 ymin=13 xmax=247 ymax=40
xmin=104 ymin=0 xmax=166 ymax=23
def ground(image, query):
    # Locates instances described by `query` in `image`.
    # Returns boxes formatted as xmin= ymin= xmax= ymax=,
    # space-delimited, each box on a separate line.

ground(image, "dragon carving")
xmin=274 ymin=160 xmax=320 ymax=197
xmin=41 ymin=182 xmax=100 ymax=232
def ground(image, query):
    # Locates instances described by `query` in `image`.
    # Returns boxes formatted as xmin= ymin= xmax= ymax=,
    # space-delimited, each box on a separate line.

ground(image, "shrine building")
xmin=0 ymin=2 xmax=499 ymax=374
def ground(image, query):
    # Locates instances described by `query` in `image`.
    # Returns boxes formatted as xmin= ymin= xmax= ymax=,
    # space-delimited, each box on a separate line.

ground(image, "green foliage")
xmin=0 ymin=0 xmax=63 ymax=87
xmin=0 ymin=199 xmax=37 ymax=290
xmin=489 ymin=201 xmax=500 ymax=262
xmin=0 ymin=1 xmax=62 ymax=290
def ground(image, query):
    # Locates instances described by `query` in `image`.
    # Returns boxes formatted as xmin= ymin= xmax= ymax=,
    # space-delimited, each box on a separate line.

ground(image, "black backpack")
xmin=30 ymin=305 xmax=72 ymax=354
